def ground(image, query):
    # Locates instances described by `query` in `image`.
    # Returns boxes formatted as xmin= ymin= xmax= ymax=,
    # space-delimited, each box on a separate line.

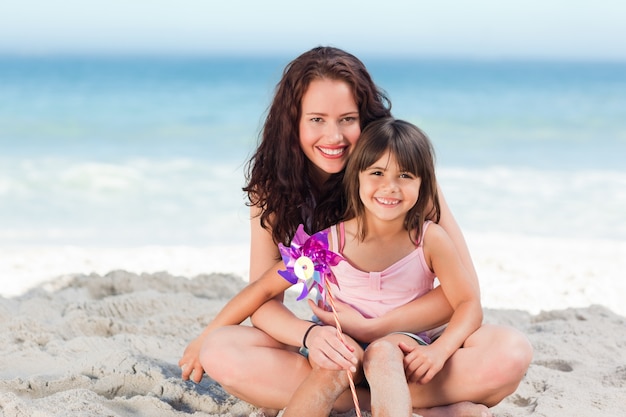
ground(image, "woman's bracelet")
xmin=302 ymin=323 xmax=320 ymax=349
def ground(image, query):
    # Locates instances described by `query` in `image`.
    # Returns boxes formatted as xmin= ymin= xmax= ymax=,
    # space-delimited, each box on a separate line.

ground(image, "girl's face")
xmin=299 ymin=79 xmax=360 ymax=181
xmin=358 ymin=151 xmax=421 ymax=224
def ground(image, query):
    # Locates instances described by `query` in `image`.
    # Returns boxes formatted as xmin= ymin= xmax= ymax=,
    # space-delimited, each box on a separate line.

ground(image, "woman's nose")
xmin=326 ymin=123 xmax=343 ymax=141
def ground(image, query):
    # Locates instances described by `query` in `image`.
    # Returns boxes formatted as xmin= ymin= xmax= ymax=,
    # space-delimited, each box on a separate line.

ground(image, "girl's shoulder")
xmin=422 ymin=221 xmax=456 ymax=258
xmin=326 ymin=219 xmax=358 ymax=254
xmin=423 ymin=221 xmax=448 ymax=242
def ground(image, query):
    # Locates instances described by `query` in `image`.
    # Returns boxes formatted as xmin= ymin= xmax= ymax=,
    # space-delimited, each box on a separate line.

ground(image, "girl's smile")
xmin=359 ymin=151 xmax=421 ymax=223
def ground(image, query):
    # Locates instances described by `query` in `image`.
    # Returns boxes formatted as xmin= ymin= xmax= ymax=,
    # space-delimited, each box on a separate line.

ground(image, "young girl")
xmin=191 ymin=117 xmax=484 ymax=417
xmin=179 ymin=46 xmax=532 ymax=416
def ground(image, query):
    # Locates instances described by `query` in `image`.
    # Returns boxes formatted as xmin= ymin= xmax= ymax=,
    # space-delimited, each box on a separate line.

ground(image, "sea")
xmin=1 ymin=55 xmax=625 ymax=248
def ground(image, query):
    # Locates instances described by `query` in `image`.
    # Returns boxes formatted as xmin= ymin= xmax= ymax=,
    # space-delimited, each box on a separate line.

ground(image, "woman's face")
xmin=299 ymin=78 xmax=360 ymax=181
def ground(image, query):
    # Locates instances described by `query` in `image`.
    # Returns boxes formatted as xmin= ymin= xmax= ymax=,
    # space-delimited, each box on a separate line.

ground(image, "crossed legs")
xmin=199 ymin=323 xmax=532 ymax=416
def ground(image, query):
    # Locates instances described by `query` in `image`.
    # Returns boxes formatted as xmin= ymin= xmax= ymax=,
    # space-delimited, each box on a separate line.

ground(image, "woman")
xmin=179 ymin=46 xmax=532 ymax=416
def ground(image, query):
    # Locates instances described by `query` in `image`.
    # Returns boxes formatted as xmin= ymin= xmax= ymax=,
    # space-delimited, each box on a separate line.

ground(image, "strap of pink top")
xmin=339 ymin=222 xmax=346 ymax=252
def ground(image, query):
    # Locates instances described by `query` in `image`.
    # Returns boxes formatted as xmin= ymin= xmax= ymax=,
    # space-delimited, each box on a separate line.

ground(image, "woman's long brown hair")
xmin=243 ymin=46 xmax=392 ymax=245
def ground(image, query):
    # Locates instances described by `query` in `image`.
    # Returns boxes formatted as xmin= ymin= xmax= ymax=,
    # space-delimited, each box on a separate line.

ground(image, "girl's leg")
xmin=282 ymin=336 xmax=365 ymax=417
xmin=363 ymin=334 xmax=415 ymax=417
xmin=409 ymin=324 xmax=533 ymax=416
xmin=200 ymin=325 xmax=311 ymax=409
xmin=282 ymin=368 xmax=351 ymax=417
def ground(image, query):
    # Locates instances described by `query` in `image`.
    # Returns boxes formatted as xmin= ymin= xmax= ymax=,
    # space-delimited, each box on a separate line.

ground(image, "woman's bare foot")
xmin=257 ymin=408 xmax=280 ymax=417
xmin=415 ymin=401 xmax=492 ymax=417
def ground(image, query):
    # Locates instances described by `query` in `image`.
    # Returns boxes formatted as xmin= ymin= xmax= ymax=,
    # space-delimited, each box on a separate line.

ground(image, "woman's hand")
xmin=399 ymin=341 xmax=447 ymax=384
xmin=308 ymin=299 xmax=375 ymax=342
xmin=178 ymin=336 xmax=206 ymax=383
xmin=305 ymin=325 xmax=358 ymax=373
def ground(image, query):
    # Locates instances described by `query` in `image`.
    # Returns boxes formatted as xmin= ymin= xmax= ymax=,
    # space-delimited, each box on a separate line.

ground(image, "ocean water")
xmin=1 ymin=56 xmax=625 ymax=247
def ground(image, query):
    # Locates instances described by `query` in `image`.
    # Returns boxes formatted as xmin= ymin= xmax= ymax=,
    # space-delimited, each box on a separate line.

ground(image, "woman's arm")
xmin=179 ymin=260 xmax=291 ymax=381
xmin=436 ymin=182 xmax=479 ymax=283
xmin=246 ymin=206 xmax=358 ymax=370
xmin=246 ymin=205 xmax=318 ymax=347
xmin=247 ymin=206 xmax=309 ymax=343
xmin=210 ymin=263 xmax=292 ymax=330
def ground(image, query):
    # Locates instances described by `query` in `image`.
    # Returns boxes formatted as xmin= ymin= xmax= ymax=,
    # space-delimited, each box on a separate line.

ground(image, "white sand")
xmin=1 ymin=233 xmax=626 ymax=416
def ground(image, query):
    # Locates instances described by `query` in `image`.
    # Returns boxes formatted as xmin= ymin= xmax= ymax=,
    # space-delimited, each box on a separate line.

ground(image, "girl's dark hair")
xmin=343 ymin=117 xmax=440 ymax=244
xmin=243 ymin=46 xmax=392 ymax=245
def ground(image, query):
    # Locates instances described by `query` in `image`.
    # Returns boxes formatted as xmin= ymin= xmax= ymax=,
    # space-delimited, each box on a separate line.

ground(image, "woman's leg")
xmin=200 ymin=324 xmax=371 ymax=413
xmin=409 ymin=324 xmax=533 ymax=416
xmin=200 ymin=324 xmax=311 ymax=409
xmin=363 ymin=334 xmax=415 ymax=417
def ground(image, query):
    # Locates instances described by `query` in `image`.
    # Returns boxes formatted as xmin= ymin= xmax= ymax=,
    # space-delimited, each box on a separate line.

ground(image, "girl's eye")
xmin=371 ymin=170 xmax=383 ymax=176
xmin=400 ymin=173 xmax=414 ymax=179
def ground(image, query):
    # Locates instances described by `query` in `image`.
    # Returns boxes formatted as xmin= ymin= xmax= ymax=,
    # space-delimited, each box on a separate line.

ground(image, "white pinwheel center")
xmin=294 ymin=256 xmax=315 ymax=280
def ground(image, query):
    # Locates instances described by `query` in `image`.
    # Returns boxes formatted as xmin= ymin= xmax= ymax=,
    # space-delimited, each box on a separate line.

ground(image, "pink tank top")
xmin=328 ymin=221 xmax=436 ymax=319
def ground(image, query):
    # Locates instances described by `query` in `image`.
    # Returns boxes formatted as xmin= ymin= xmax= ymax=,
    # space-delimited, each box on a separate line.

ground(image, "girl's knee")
xmin=363 ymin=338 xmax=403 ymax=374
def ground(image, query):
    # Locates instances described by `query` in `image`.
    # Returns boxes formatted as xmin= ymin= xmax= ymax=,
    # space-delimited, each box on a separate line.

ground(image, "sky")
xmin=0 ymin=0 xmax=624 ymax=60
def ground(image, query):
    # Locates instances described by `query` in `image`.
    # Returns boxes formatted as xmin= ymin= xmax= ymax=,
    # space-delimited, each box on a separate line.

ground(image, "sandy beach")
xmin=1 ymin=234 xmax=626 ymax=416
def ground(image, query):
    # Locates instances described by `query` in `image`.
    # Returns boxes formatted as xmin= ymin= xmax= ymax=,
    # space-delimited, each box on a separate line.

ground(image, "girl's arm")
xmin=311 ymin=184 xmax=469 ymax=342
xmin=310 ymin=286 xmax=452 ymax=343
xmin=424 ymin=223 xmax=483 ymax=357
xmin=401 ymin=223 xmax=482 ymax=383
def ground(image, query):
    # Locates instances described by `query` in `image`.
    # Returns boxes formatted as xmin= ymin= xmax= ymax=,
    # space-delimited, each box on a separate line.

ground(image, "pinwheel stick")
xmin=277 ymin=225 xmax=361 ymax=415
xmin=325 ymin=281 xmax=362 ymax=417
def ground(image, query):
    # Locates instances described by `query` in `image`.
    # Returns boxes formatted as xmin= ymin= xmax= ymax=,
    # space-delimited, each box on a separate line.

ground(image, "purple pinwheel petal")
xmin=295 ymin=283 xmax=310 ymax=301
xmin=278 ymin=269 xmax=298 ymax=285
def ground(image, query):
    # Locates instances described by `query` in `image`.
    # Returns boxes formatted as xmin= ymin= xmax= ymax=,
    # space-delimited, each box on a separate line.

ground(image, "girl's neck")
xmin=342 ymin=215 xmax=417 ymax=272
xmin=360 ymin=214 xmax=408 ymax=242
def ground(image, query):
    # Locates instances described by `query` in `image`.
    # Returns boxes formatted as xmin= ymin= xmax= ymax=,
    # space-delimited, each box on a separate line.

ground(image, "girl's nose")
xmin=382 ymin=178 xmax=399 ymax=191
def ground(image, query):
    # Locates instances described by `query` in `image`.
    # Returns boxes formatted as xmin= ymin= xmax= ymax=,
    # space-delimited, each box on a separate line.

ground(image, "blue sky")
xmin=0 ymin=0 xmax=624 ymax=60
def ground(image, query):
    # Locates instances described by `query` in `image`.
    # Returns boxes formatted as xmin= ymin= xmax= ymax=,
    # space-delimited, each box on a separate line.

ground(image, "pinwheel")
xmin=277 ymin=224 xmax=343 ymax=305
xmin=278 ymin=224 xmax=362 ymax=416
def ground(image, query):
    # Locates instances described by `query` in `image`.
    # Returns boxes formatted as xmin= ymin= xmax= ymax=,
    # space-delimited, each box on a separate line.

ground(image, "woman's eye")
xmin=310 ymin=117 xmax=323 ymax=123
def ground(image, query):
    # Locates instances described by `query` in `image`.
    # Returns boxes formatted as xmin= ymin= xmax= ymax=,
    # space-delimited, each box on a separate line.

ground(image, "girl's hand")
xmin=398 ymin=342 xmax=447 ymax=384
xmin=178 ymin=336 xmax=206 ymax=383
xmin=305 ymin=325 xmax=358 ymax=373
xmin=308 ymin=299 xmax=372 ymax=342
